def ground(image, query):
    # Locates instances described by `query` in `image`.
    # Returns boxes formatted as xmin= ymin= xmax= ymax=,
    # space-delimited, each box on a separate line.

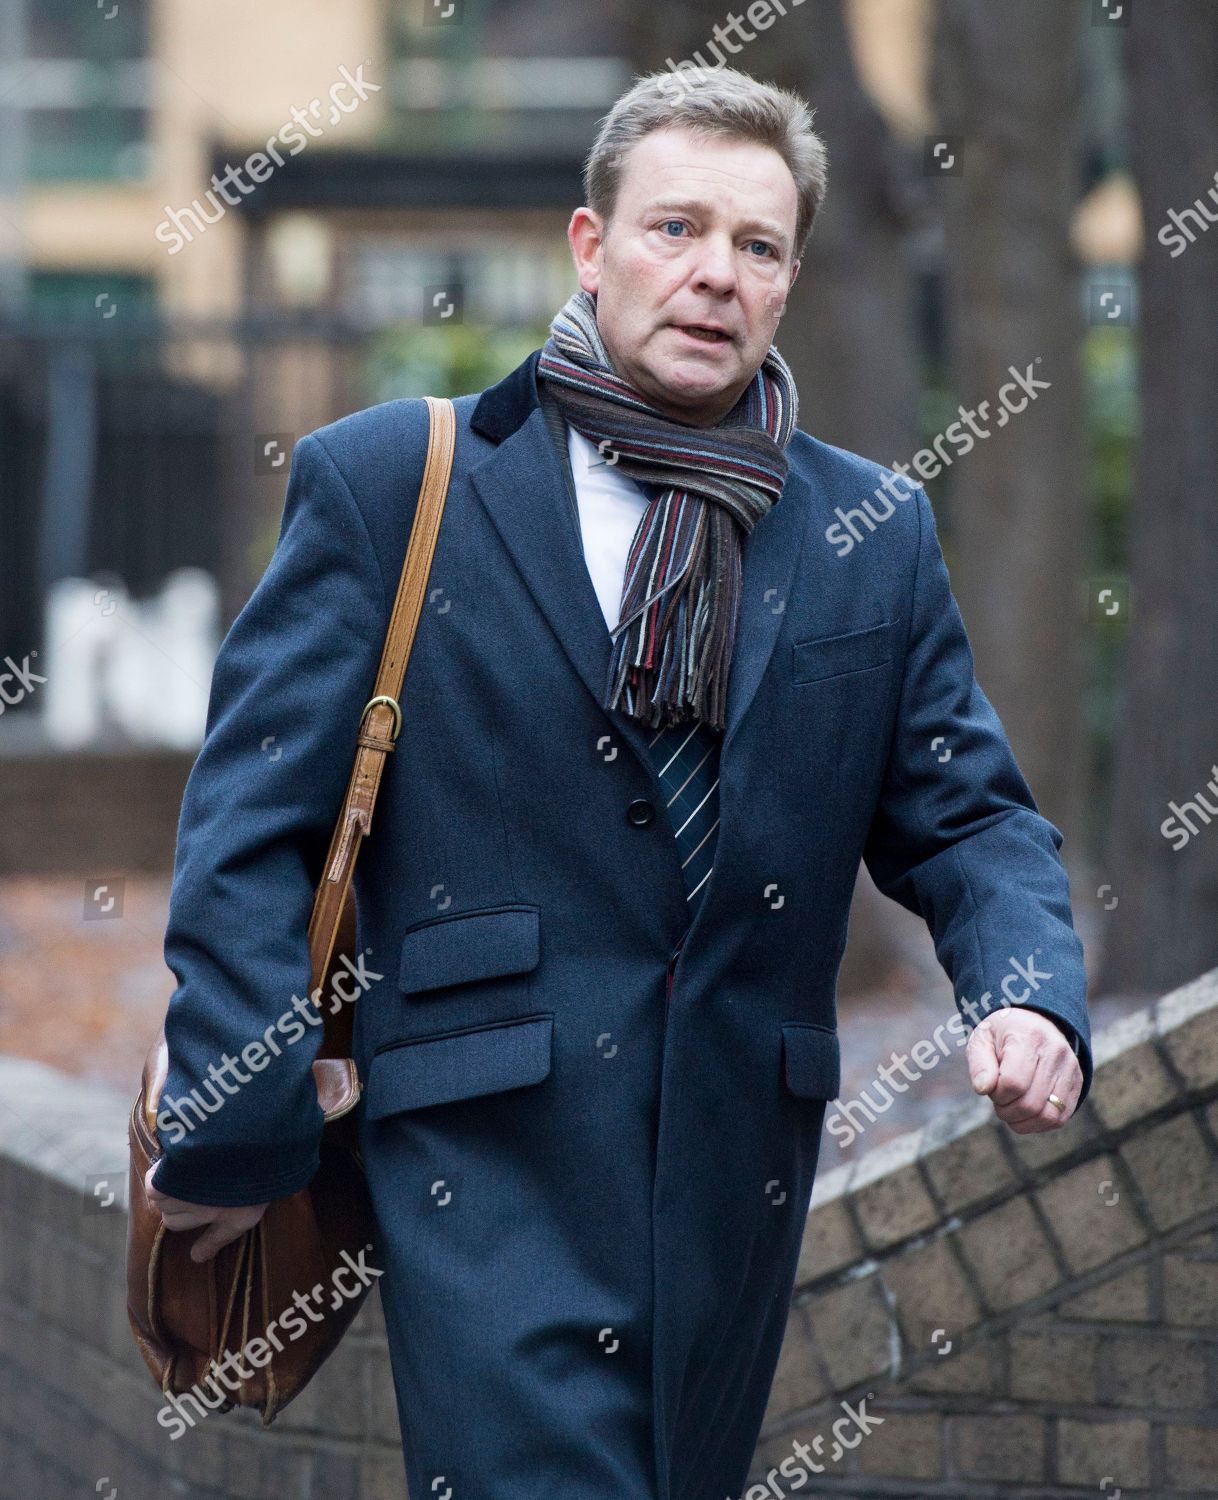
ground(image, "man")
xmin=148 ymin=66 xmax=1091 ymax=1500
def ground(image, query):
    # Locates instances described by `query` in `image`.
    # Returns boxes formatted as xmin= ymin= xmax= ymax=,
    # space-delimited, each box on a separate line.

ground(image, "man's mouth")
xmin=674 ymin=324 xmax=732 ymax=345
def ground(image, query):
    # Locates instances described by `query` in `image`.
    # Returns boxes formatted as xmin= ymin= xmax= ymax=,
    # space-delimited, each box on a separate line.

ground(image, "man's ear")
xmin=569 ymin=207 xmax=605 ymax=297
xmin=789 ymin=257 xmax=801 ymax=289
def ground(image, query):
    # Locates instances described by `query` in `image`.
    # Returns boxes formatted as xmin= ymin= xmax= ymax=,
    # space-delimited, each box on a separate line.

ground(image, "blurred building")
xmin=0 ymin=1 xmax=629 ymax=767
xmin=0 ymin=0 xmax=631 ymax=867
xmin=3 ymin=0 xmax=625 ymax=332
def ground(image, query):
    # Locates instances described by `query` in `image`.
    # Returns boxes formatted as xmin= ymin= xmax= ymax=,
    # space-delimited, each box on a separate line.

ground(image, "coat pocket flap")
xmin=792 ymin=619 xmax=896 ymax=684
xmin=782 ymin=1023 xmax=841 ymax=1100
xmin=398 ymin=904 xmax=540 ymax=995
xmin=365 ymin=1013 xmax=554 ymax=1118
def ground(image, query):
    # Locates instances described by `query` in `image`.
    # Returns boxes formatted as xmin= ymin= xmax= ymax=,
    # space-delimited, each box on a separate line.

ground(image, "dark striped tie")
xmin=537 ymin=393 xmax=726 ymax=924
xmin=616 ymin=480 xmax=723 ymax=926
xmin=646 ymin=718 xmax=722 ymax=922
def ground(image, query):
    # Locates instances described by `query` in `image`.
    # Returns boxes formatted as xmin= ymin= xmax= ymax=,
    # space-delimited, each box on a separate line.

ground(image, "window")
xmin=22 ymin=0 xmax=149 ymax=183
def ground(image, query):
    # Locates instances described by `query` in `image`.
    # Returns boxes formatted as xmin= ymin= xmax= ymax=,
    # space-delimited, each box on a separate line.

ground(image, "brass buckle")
xmin=361 ymin=694 xmax=402 ymax=741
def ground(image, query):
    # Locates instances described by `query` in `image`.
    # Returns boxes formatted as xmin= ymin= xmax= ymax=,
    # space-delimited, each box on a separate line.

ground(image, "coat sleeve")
xmin=861 ymin=485 xmax=1093 ymax=1107
xmin=150 ymin=433 xmax=388 ymax=1206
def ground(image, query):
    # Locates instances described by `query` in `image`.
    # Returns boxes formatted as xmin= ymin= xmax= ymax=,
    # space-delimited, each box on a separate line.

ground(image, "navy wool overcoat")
xmin=151 ymin=349 xmax=1092 ymax=1499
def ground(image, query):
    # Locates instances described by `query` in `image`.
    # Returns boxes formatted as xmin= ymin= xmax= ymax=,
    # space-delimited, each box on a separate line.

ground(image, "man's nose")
xmin=690 ymin=235 xmax=738 ymax=295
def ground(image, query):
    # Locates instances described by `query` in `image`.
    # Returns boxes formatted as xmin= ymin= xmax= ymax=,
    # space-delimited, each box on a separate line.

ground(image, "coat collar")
xmin=470 ymin=347 xmax=544 ymax=445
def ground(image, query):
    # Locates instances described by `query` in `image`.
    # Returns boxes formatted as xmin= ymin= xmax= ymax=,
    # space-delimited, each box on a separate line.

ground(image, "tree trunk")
xmin=933 ymin=0 xmax=1089 ymax=856
xmin=1097 ymin=1 xmax=1218 ymax=995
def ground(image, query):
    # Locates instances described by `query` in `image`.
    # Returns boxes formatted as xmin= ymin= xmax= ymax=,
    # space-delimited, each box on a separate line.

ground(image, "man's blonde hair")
xmin=583 ymin=66 xmax=829 ymax=264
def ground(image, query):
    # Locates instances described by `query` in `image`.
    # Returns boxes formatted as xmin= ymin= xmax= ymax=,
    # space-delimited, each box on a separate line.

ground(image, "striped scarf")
xmin=538 ymin=288 xmax=798 ymax=731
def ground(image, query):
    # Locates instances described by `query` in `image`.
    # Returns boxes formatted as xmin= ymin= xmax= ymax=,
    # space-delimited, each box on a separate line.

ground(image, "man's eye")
xmin=661 ymin=220 xmax=686 ymax=236
xmin=749 ymin=241 xmax=775 ymax=258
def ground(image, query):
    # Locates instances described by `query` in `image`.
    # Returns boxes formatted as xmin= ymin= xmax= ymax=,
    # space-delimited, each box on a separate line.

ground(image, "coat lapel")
xmin=469 ymin=358 xmax=657 ymax=768
xmin=720 ymin=462 xmax=810 ymax=756
xmin=468 ymin=350 xmax=810 ymax=767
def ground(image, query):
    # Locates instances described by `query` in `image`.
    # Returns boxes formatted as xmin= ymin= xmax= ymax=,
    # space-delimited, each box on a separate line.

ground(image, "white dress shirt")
xmin=566 ymin=424 xmax=650 ymax=633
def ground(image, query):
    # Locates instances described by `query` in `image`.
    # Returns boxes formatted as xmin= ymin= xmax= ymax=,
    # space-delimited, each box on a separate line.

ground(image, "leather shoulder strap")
xmin=306 ymin=395 xmax=456 ymax=983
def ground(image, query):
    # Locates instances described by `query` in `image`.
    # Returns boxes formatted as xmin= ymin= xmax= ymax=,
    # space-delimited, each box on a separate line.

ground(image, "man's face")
xmin=568 ymin=126 xmax=801 ymax=427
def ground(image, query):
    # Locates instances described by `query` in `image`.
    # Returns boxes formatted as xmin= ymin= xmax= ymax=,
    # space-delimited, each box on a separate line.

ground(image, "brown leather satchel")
xmin=126 ymin=396 xmax=456 ymax=1425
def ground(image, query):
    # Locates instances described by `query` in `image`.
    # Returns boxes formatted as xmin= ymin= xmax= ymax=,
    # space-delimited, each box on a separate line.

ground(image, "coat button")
xmin=626 ymin=798 xmax=655 ymax=827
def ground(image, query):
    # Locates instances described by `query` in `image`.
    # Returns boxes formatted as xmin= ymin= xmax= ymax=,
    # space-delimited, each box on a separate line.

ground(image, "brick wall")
xmin=751 ymin=968 xmax=1218 ymax=1497
xmin=0 ymin=752 xmax=193 ymax=875
xmin=2 ymin=970 xmax=1217 ymax=1498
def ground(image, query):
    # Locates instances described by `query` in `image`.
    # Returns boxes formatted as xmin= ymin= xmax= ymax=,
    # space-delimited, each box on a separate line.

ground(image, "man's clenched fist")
xmin=967 ymin=1009 xmax=1082 ymax=1132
